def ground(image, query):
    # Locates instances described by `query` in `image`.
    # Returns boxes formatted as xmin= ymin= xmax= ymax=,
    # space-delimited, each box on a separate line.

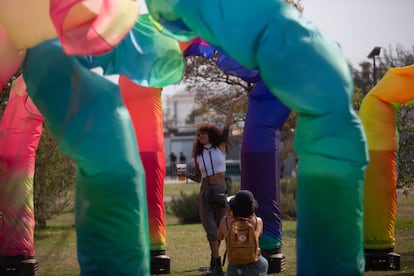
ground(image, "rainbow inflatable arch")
xmin=0 ymin=1 xmax=374 ymax=275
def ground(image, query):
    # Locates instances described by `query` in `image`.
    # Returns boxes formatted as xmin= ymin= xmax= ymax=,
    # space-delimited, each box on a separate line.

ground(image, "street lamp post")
xmin=367 ymin=46 xmax=381 ymax=84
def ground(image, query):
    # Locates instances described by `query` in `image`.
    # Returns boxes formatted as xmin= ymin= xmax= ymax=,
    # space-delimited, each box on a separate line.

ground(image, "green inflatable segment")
xmin=89 ymin=14 xmax=186 ymax=88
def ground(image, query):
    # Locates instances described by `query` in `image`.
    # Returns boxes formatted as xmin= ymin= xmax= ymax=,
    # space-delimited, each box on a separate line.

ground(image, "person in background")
xmin=187 ymin=100 xmax=241 ymax=276
xmin=217 ymin=190 xmax=268 ymax=276
xmin=169 ymin=152 xmax=177 ymax=177
xmin=179 ymin=152 xmax=186 ymax=164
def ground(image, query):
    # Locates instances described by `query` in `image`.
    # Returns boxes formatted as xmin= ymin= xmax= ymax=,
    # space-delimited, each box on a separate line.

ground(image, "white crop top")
xmin=196 ymin=145 xmax=226 ymax=179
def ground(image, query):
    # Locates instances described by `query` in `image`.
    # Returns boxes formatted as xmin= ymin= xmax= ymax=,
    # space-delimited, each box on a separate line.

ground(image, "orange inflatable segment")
xmin=0 ymin=0 xmax=56 ymax=50
xmin=370 ymin=65 xmax=414 ymax=103
xmin=178 ymin=40 xmax=195 ymax=52
xmin=364 ymin=150 xmax=397 ymax=249
xmin=119 ymin=75 xmax=163 ymax=151
xmin=118 ymin=75 xmax=167 ymax=251
xmin=0 ymin=27 xmax=26 ymax=88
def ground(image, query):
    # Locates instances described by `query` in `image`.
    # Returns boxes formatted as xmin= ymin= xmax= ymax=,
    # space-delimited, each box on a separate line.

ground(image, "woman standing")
xmin=187 ymin=102 xmax=238 ymax=275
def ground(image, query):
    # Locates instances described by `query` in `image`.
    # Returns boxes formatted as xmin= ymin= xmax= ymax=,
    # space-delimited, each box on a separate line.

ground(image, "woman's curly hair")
xmin=192 ymin=123 xmax=228 ymax=159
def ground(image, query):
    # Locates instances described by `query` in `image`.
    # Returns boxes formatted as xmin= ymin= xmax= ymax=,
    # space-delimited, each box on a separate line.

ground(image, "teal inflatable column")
xmin=22 ymin=40 xmax=150 ymax=275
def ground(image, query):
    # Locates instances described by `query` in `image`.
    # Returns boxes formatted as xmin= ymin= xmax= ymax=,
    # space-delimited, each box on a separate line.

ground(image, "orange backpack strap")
xmin=223 ymin=216 xmax=229 ymax=266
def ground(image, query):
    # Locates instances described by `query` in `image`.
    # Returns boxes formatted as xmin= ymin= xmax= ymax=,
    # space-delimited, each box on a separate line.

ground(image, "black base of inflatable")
xmin=151 ymin=250 xmax=171 ymax=275
xmin=0 ymin=256 xmax=39 ymax=276
xmin=365 ymin=249 xmax=400 ymax=271
xmin=261 ymin=248 xmax=286 ymax=274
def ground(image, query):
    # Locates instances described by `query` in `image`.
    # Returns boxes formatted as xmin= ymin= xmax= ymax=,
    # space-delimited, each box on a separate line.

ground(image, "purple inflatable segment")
xmin=241 ymin=81 xmax=290 ymax=250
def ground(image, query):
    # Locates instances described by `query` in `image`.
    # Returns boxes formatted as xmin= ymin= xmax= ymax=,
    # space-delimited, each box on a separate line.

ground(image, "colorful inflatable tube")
xmin=49 ymin=0 xmax=139 ymax=55
xmin=119 ymin=75 xmax=167 ymax=252
xmin=0 ymin=0 xmax=138 ymax=56
xmin=84 ymin=13 xmax=185 ymax=88
xmin=22 ymin=39 xmax=150 ymax=275
xmin=0 ymin=75 xmax=44 ymax=257
xmin=360 ymin=65 xmax=414 ymax=250
xmin=241 ymin=81 xmax=291 ymax=251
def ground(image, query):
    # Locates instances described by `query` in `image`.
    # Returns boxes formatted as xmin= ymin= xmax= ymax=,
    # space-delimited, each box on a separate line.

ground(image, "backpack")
xmin=226 ymin=216 xmax=259 ymax=265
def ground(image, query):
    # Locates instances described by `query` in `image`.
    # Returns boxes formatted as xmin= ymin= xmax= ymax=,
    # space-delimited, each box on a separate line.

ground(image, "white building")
xmin=162 ymin=85 xmax=196 ymax=128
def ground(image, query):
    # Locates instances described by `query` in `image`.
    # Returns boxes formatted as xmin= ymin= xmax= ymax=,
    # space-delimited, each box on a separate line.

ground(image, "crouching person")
xmin=217 ymin=190 xmax=268 ymax=276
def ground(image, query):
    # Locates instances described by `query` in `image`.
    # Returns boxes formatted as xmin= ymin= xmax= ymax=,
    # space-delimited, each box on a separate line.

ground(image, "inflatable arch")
xmin=360 ymin=65 xmax=414 ymax=254
xmin=1 ymin=0 xmax=369 ymax=275
xmin=152 ymin=2 xmax=367 ymax=274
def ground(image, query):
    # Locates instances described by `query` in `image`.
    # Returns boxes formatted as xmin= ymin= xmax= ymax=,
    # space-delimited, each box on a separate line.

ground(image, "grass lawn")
xmin=34 ymin=184 xmax=414 ymax=275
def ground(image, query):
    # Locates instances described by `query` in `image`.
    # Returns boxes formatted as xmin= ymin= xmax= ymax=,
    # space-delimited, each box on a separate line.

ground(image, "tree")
xmin=285 ymin=0 xmax=304 ymax=12
xmin=397 ymin=105 xmax=414 ymax=189
xmin=34 ymin=125 xmax=76 ymax=228
xmin=183 ymin=54 xmax=252 ymax=128
xmin=351 ymin=44 xmax=414 ymax=93
xmin=185 ymin=103 xmax=208 ymax=125
xmin=350 ymin=61 xmax=372 ymax=95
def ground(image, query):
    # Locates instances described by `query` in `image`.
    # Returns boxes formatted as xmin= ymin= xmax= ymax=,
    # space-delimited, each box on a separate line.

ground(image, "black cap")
xmin=229 ymin=190 xmax=258 ymax=218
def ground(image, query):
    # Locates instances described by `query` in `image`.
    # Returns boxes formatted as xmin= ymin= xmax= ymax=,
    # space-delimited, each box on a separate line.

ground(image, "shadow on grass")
xmin=282 ymin=228 xmax=296 ymax=239
xmin=35 ymin=224 xmax=75 ymax=240
xmin=399 ymin=249 xmax=414 ymax=273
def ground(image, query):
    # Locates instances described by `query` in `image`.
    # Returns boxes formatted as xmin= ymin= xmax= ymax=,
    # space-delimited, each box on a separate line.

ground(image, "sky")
xmin=302 ymin=0 xmax=414 ymax=65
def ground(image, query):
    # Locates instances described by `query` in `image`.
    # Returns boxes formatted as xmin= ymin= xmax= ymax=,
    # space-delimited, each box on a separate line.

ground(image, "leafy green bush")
xmin=226 ymin=179 xmax=240 ymax=196
xmin=169 ymin=191 xmax=200 ymax=224
xmin=226 ymin=178 xmax=297 ymax=220
xmin=168 ymin=178 xmax=297 ymax=224
xmin=280 ymin=178 xmax=297 ymax=220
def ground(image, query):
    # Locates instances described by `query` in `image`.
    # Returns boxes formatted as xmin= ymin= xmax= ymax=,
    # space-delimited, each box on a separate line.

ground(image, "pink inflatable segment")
xmin=360 ymin=65 xmax=414 ymax=249
xmin=0 ymin=27 xmax=26 ymax=88
xmin=50 ymin=0 xmax=139 ymax=55
xmin=0 ymin=75 xmax=44 ymax=256
xmin=119 ymin=75 xmax=167 ymax=251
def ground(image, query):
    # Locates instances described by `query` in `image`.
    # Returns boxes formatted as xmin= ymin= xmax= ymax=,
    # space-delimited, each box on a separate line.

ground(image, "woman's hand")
xmin=186 ymin=171 xmax=200 ymax=182
xmin=230 ymin=94 xmax=247 ymax=109
xmin=224 ymin=95 xmax=247 ymax=129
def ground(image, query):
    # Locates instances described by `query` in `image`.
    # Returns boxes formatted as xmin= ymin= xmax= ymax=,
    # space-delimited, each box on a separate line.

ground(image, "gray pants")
xmin=199 ymin=180 xmax=227 ymax=241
